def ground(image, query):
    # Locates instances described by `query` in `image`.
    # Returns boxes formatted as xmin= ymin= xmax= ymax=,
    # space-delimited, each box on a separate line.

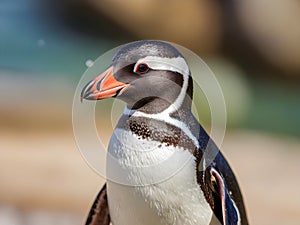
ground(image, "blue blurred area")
xmin=0 ymin=0 xmax=120 ymax=77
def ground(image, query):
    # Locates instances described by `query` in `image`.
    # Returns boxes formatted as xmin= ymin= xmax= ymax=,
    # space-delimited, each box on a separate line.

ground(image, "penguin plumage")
xmin=81 ymin=40 xmax=248 ymax=225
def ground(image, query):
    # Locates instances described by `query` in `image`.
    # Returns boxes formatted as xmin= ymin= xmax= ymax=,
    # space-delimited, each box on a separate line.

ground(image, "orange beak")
xmin=81 ymin=66 xmax=129 ymax=101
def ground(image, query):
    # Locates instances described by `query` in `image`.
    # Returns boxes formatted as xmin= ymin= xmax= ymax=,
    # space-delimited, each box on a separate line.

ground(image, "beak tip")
xmin=80 ymin=90 xmax=97 ymax=101
xmin=80 ymin=81 xmax=94 ymax=102
xmin=80 ymin=91 xmax=87 ymax=103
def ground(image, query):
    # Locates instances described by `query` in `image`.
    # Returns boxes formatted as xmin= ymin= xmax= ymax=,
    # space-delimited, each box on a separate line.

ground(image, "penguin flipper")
xmin=208 ymin=166 xmax=240 ymax=225
xmin=85 ymin=183 xmax=111 ymax=225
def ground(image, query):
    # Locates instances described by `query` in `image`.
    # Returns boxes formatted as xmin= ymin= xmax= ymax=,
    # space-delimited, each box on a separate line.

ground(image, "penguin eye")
xmin=135 ymin=63 xmax=150 ymax=74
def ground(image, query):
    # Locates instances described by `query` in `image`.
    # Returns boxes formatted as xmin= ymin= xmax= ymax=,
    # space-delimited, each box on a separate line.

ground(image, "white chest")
xmin=106 ymin=128 xmax=213 ymax=225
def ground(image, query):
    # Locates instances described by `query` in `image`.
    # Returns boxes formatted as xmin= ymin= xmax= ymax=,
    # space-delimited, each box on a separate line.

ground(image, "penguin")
xmin=81 ymin=40 xmax=248 ymax=225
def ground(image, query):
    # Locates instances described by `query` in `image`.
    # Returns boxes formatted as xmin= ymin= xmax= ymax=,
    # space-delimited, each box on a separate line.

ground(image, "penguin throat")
xmin=130 ymin=97 xmax=174 ymax=114
xmin=130 ymin=97 xmax=193 ymax=116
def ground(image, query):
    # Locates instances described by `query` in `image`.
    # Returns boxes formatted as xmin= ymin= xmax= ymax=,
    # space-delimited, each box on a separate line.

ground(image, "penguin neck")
xmin=121 ymin=91 xmax=201 ymax=150
xmin=127 ymin=75 xmax=194 ymax=116
xmin=120 ymin=75 xmax=202 ymax=149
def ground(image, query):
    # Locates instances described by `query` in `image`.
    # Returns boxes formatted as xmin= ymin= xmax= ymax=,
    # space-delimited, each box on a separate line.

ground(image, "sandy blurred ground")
xmin=1 ymin=128 xmax=300 ymax=225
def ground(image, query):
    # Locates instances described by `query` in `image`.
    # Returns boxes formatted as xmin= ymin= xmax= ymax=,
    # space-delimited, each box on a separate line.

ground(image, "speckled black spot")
xmin=124 ymin=117 xmax=197 ymax=151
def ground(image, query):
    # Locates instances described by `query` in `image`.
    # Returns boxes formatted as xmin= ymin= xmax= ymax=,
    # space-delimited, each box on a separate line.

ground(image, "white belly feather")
xmin=107 ymin=128 xmax=213 ymax=225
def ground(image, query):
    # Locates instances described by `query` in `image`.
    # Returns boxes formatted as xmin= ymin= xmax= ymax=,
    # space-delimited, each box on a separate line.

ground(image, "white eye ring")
xmin=134 ymin=63 xmax=150 ymax=74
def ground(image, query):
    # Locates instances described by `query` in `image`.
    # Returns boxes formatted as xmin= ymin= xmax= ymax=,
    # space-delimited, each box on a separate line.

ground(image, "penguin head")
xmin=81 ymin=40 xmax=193 ymax=113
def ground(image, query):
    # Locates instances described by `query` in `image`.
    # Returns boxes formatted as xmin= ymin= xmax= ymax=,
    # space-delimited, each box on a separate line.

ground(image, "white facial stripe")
xmin=134 ymin=56 xmax=189 ymax=76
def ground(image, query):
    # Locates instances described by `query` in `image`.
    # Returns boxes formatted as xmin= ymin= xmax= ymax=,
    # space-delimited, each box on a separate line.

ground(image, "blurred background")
xmin=1 ymin=0 xmax=300 ymax=224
